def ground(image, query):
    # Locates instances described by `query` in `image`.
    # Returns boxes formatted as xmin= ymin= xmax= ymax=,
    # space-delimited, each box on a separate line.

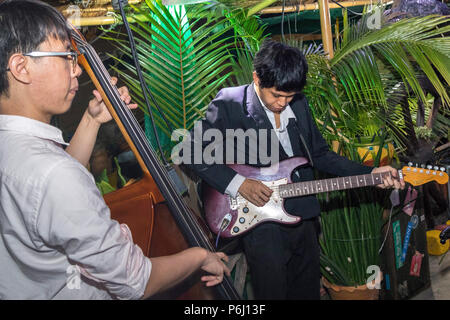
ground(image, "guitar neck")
xmin=278 ymin=171 xmax=392 ymax=198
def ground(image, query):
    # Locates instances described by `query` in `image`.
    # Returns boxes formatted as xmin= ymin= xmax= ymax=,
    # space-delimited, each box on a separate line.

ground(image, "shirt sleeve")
xmin=35 ymin=159 xmax=151 ymax=300
xmin=224 ymin=174 xmax=246 ymax=198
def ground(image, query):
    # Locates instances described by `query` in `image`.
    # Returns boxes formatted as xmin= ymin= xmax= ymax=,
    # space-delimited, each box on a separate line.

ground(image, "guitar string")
xmin=259 ymin=172 xmax=388 ymax=195
xmin=234 ymin=174 xmax=387 ymax=205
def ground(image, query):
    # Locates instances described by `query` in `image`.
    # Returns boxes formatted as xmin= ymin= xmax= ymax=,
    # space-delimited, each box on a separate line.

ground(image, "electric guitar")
xmin=203 ymin=157 xmax=449 ymax=238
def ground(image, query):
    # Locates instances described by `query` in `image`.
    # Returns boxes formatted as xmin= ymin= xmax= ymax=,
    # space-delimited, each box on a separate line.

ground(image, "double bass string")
xmin=73 ymin=33 xmax=240 ymax=299
xmin=75 ymin=34 xmax=214 ymax=250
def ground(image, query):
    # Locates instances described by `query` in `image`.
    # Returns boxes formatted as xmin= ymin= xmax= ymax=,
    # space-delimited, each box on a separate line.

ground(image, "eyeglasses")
xmin=5 ymin=50 xmax=79 ymax=72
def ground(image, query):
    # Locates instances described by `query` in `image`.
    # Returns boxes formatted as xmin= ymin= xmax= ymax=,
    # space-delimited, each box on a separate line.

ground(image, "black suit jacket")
xmin=185 ymin=84 xmax=373 ymax=219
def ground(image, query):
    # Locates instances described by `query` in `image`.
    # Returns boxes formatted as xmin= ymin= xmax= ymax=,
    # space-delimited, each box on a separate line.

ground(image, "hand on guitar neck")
xmin=371 ymin=165 xmax=406 ymax=190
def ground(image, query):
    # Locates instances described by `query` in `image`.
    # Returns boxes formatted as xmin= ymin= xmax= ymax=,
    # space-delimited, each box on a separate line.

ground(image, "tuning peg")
xmin=408 ymin=162 xmax=413 ymax=167
xmin=416 ymin=163 xmax=419 ymax=167
xmin=440 ymin=167 xmax=446 ymax=172
xmin=434 ymin=166 xmax=439 ymax=171
xmin=427 ymin=165 xmax=433 ymax=170
xmin=421 ymin=164 xmax=425 ymax=168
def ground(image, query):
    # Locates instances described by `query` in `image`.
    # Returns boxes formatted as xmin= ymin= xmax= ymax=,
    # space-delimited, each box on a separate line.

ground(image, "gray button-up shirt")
xmin=0 ymin=115 xmax=151 ymax=299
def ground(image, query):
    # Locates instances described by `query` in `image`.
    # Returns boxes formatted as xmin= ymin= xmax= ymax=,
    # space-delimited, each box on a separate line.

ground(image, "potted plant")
xmin=319 ymin=188 xmax=385 ymax=300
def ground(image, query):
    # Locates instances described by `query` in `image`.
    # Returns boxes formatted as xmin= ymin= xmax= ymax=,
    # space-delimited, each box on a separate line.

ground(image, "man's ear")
xmin=8 ymin=54 xmax=32 ymax=84
xmin=252 ymin=71 xmax=259 ymax=86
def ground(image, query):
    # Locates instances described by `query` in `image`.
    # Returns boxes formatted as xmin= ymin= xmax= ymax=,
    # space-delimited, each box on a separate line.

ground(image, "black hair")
xmin=0 ymin=0 xmax=71 ymax=97
xmin=253 ymin=39 xmax=308 ymax=92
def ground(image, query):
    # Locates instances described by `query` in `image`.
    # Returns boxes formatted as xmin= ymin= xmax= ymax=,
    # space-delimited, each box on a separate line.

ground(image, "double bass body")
xmin=104 ymin=173 xmax=217 ymax=299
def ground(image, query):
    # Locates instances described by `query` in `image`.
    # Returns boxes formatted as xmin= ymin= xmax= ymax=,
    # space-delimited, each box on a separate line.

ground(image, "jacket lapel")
xmin=245 ymin=83 xmax=273 ymax=130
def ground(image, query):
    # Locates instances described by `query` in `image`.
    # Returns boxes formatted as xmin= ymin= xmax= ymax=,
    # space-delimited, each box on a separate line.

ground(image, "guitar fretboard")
xmin=278 ymin=172 xmax=391 ymax=198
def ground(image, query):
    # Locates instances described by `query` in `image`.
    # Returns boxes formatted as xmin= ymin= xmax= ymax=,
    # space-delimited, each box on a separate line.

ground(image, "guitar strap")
xmin=291 ymin=119 xmax=315 ymax=168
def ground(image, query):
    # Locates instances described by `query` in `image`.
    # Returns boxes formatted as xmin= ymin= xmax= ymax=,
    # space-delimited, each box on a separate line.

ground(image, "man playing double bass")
xmin=0 ymin=0 xmax=229 ymax=300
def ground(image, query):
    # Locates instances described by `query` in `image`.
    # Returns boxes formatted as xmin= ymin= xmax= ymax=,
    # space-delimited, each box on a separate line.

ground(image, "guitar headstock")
xmin=402 ymin=163 xmax=449 ymax=186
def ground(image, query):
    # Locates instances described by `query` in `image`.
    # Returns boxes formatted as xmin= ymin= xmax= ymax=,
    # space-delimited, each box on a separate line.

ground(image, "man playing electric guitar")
xmin=185 ymin=40 xmax=405 ymax=300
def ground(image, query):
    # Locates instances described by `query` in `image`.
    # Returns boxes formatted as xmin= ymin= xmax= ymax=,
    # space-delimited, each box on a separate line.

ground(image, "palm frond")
xmin=104 ymin=0 xmax=236 ymax=154
xmin=333 ymin=14 xmax=450 ymax=108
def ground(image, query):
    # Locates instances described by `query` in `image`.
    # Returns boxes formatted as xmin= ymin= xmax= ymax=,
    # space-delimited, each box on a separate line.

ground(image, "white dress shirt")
xmin=0 ymin=115 xmax=151 ymax=299
xmin=224 ymin=85 xmax=297 ymax=198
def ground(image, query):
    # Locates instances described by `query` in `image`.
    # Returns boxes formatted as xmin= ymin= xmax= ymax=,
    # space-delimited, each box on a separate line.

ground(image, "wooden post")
xmin=318 ymin=0 xmax=334 ymax=59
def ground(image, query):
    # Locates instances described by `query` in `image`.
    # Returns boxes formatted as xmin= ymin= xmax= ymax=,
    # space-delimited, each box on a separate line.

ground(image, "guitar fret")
xmin=295 ymin=183 xmax=303 ymax=196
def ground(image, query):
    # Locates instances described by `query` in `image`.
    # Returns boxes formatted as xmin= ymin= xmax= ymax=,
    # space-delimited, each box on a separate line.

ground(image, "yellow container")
xmin=427 ymin=230 xmax=449 ymax=255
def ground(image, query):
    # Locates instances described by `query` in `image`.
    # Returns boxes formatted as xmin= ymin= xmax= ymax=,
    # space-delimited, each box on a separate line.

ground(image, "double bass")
xmin=70 ymin=26 xmax=240 ymax=300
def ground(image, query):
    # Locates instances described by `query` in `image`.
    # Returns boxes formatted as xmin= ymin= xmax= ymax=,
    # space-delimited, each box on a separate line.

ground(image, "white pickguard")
xmin=228 ymin=178 xmax=301 ymax=236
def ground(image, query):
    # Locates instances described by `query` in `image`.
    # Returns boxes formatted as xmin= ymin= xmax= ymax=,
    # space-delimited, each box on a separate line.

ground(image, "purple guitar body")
xmin=203 ymin=157 xmax=307 ymax=238
xmin=203 ymin=157 xmax=391 ymax=238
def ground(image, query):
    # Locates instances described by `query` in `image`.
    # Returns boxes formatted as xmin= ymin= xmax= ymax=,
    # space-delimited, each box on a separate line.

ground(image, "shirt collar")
xmin=0 ymin=115 xmax=69 ymax=146
xmin=253 ymin=83 xmax=296 ymax=132
xmin=253 ymin=83 xmax=296 ymax=119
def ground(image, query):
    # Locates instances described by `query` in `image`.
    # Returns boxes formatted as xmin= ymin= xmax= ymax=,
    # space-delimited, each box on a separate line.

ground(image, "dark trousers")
xmin=242 ymin=218 xmax=321 ymax=300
